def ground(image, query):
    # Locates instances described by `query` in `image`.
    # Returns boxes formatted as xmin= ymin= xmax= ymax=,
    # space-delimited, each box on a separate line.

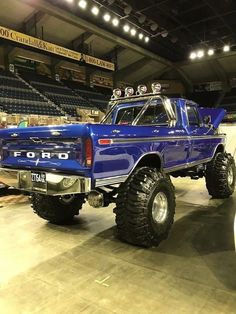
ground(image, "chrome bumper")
xmin=0 ymin=168 xmax=91 ymax=195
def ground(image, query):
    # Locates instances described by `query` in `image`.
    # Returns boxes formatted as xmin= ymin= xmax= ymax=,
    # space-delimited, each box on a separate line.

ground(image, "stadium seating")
xmin=20 ymin=71 xmax=95 ymax=117
xmin=63 ymin=80 xmax=110 ymax=112
xmin=0 ymin=68 xmax=63 ymax=116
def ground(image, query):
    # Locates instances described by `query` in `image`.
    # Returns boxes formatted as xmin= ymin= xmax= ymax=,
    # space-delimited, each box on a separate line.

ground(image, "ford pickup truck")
xmin=0 ymin=83 xmax=235 ymax=247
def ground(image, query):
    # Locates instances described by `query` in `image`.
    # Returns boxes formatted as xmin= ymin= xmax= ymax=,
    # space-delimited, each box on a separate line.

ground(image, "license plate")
xmin=31 ymin=172 xmax=46 ymax=183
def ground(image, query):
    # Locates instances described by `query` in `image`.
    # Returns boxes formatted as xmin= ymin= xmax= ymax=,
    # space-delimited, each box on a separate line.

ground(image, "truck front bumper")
xmin=0 ymin=168 xmax=91 ymax=195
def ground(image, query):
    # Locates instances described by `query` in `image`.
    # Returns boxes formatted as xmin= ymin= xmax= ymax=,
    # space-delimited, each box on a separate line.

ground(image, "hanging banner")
xmin=0 ymin=25 xmax=115 ymax=71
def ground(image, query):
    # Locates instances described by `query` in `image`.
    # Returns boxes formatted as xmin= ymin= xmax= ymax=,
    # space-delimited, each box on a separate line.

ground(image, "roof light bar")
xmin=112 ymin=88 xmax=122 ymax=99
xmin=151 ymin=82 xmax=162 ymax=94
xmin=137 ymin=85 xmax=148 ymax=95
xmin=125 ymin=87 xmax=135 ymax=97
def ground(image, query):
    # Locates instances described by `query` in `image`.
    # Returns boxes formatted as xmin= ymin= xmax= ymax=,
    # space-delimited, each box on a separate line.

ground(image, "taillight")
xmin=85 ymin=138 xmax=93 ymax=167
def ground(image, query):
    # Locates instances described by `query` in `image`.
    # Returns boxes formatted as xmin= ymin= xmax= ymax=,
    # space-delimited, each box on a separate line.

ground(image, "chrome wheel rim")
xmin=228 ymin=166 xmax=234 ymax=186
xmin=152 ymin=192 xmax=168 ymax=223
xmin=59 ymin=194 xmax=75 ymax=204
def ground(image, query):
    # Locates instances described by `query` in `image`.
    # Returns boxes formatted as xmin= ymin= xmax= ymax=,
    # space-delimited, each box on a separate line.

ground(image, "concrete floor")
xmin=0 ymin=178 xmax=236 ymax=314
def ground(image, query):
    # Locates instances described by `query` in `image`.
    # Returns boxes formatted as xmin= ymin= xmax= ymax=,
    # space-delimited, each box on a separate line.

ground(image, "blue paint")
xmin=0 ymin=98 xmax=226 ymax=188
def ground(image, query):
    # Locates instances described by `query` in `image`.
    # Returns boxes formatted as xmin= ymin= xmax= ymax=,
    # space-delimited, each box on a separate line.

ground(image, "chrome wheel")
xmin=152 ymin=192 xmax=168 ymax=223
xmin=228 ymin=166 xmax=234 ymax=186
xmin=59 ymin=194 xmax=75 ymax=204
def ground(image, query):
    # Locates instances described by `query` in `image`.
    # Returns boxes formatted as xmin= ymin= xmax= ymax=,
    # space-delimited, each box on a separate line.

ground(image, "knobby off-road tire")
xmin=114 ymin=167 xmax=176 ymax=248
xmin=31 ymin=194 xmax=85 ymax=224
xmin=205 ymin=152 xmax=236 ymax=198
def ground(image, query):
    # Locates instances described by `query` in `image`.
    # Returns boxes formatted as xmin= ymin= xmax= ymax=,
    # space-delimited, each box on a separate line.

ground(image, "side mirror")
xmin=203 ymin=115 xmax=211 ymax=125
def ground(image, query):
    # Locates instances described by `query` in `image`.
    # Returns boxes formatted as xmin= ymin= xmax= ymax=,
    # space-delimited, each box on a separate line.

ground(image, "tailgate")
xmin=0 ymin=124 xmax=90 ymax=174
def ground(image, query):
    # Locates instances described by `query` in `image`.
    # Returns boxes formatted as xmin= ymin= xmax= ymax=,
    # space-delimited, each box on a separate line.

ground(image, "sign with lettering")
xmin=0 ymin=26 xmax=115 ymax=71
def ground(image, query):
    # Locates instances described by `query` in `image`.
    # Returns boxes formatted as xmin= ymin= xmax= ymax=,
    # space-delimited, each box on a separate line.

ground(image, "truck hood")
xmin=198 ymin=107 xmax=226 ymax=129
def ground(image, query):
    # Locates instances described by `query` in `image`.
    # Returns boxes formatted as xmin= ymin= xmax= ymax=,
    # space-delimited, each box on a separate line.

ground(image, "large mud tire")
xmin=31 ymin=194 xmax=85 ymax=224
xmin=205 ymin=152 xmax=236 ymax=198
xmin=114 ymin=167 xmax=176 ymax=247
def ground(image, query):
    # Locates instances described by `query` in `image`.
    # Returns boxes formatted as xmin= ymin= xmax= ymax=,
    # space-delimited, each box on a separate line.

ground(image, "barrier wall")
xmin=219 ymin=124 xmax=236 ymax=157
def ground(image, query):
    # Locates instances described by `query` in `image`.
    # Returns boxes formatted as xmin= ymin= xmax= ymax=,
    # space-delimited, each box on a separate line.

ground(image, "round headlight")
xmin=137 ymin=84 xmax=148 ymax=95
xmin=151 ymin=82 xmax=162 ymax=94
xmin=125 ymin=86 xmax=134 ymax=97
xmin=112 ymin=88 xmax=122 ymax=99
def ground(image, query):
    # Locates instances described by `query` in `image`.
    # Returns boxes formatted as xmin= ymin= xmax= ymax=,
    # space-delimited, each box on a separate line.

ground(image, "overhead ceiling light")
xmin=139 ymin=33 xmax=144 ymax=40
xmin=123 ymin=24 xmax=130 ymax=32
xmin=197 ymin=50 xmax=204 ymax=58
xmin=103 ymin=13 xmax=111 ymax=22
xmin=78 ymin=0 xmax=87 ymax=9
xmin=124 ymin=5 xmax=132 ymax=15
xmin=223 ymin=45 xmax=230 ymax=52
xmin=138 ymin=14 xmax=146 ymax=24
xmin=208 ymin=49 xmax=214 ymax=56
xmin=150 ymin=23 xmax=158 ymax=31
xmin=112 ymin=18 xmax=119 ymax=27
xmin=91 ymin=6 xmax=99 ymax=16
xmin=145 ymin=36 xmax=149 ymax=43
xmin=130 ymin=28 xmax=136 ymax=36
xmin=161 ymin=30 xmax=168 ymax=38
xmin=190 ymin=52 xmax=197 ymax=60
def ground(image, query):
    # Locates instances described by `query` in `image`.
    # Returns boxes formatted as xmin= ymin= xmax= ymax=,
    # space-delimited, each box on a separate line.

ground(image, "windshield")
xmin=102 ymin=98 xmax=171 ymax=126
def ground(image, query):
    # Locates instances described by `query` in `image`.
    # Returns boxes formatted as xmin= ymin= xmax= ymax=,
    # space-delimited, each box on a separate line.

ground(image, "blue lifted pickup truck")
xmin=0 ymin=83 xmax=235 ymax=247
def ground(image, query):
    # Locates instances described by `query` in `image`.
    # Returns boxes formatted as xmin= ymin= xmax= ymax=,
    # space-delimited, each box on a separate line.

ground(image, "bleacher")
xmin=63 ymin=80 xmax=110 ymax=113
xmin=0 ymin=68 xmax=63 ymax=116
xmin=20 ymin=71 xmax=95 ymax=117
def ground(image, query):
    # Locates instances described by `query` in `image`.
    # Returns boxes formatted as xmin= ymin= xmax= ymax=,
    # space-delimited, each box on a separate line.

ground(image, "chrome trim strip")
xmin=111 ymin=135 xmax=225 ymax=144
xmin=95 ymin=175 xmax=129 ymax=187
xmin=164 ymin=158 xmax=212 ymax=173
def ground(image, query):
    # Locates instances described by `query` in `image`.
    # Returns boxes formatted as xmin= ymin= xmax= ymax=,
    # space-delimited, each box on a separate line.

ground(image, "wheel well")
xmin=215 ymin=144 xmax=225 ymax=154
xmin=135 ymin=154 xmax=162 ymax=170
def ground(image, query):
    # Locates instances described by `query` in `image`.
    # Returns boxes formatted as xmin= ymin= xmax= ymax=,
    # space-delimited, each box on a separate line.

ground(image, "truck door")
xmin=186 ymin=102 xmax=213 ymax=163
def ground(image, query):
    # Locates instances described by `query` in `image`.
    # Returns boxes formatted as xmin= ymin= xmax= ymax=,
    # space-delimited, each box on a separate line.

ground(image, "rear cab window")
xmin=186 ymin=104 xmax=201 ymax=127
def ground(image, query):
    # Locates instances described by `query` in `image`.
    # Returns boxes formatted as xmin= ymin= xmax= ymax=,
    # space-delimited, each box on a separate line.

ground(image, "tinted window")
xmin=136 ymin=103 xmax=168 ymax=125
xmin=115 ymin=107 xmax=142 ymax=125
xmin=187 ymin=106 xmax=200 ymax=126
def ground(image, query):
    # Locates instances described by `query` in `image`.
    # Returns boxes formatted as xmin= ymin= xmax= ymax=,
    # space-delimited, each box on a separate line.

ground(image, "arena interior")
xmin=0 ymin=0 xmax=236 ymax=313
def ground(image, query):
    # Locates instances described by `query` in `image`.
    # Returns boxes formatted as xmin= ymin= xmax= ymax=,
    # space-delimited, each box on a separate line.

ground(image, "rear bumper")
xmin=0 ymin=168 xmax=91 ymax=195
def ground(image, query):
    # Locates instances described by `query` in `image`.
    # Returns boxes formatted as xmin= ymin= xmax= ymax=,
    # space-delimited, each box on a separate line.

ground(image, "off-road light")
xmin=190 ymin=52 xmax=197 ymax=60
xmin=125 ymin=87 xmax=135 ymax=97
xmin=151 ymin=82 xmax=162 ymax=94
xmin=103 ymin=13 xmax=111 ymax=22
xmin=91 ymin=6 xmax=99 ymax=16
xmin=78 ymin=0 xmax=87 ymax=9
xmin=112 ymin=18 xmax=119 ymax=27
xmin=223 ymin=45 xmax=230 ymax=52
xmin=130 ymin=28 xmax=136 ymax=36
xmin=123 ymin=24 xmax=130 ymax=32
xmin=137 ymin=84 xmax=148 ymax=95
xmin=208 ymin=49 xmax=214 ymax=56
xmin=112 ymin=88 xmax=122 ymax=99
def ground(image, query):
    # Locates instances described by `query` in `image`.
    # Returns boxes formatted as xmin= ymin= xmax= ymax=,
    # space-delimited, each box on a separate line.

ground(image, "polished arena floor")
xmin=0 ymin=178 xmax=235 ymax=314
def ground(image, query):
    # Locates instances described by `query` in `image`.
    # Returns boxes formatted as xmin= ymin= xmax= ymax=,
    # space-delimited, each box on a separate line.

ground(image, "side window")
xmin=115 ymin=107 xmax=142 ymax=125
xmin=187 ymin=105 xmax=200 ymax=126
xmin=136 ymin=103 xmax=168 ymax=125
